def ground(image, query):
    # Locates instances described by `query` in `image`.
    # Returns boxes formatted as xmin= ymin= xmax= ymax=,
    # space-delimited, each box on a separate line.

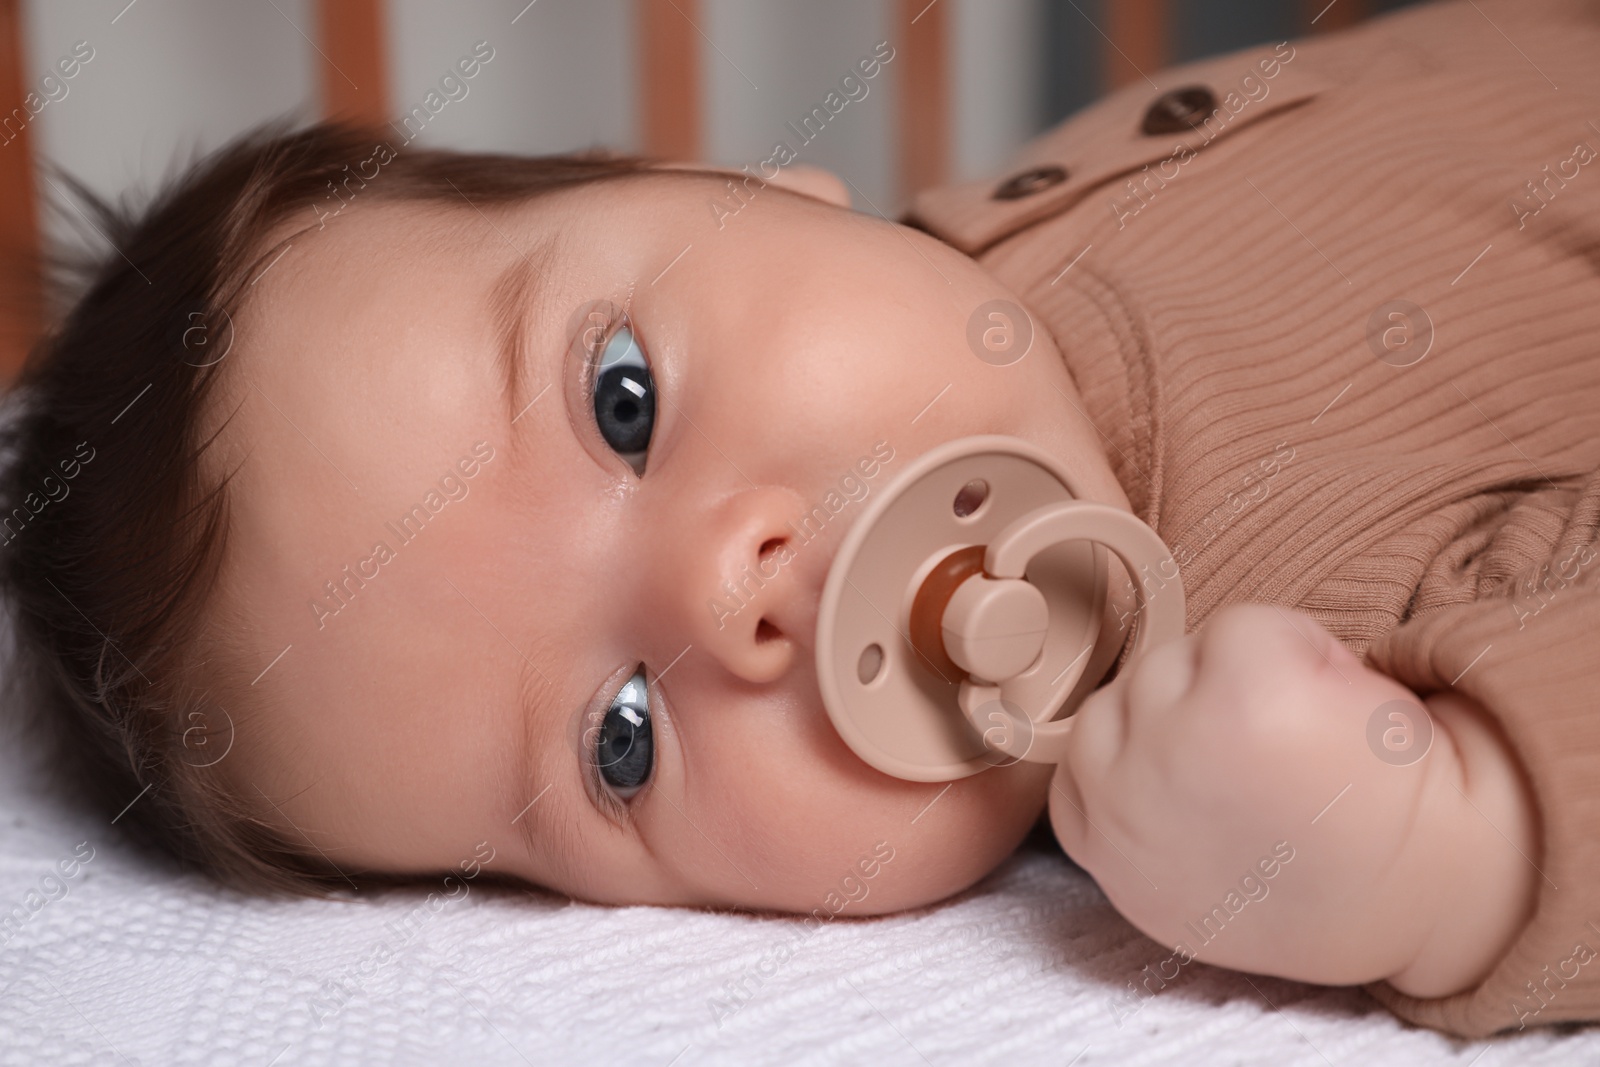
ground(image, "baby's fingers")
xmin=1048 ymin=683 xmax=1144 ymax=866
xmin=1045 ymin=760 xmax=1092 ymax=859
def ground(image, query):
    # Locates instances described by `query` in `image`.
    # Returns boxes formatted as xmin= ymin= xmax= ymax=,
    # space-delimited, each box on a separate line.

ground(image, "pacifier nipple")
xmin=814 ymin=436 xmax=1185 ymax=783
xmin=941 ymin=573 xmax=1049 ymax=683
xmin=904 ymin=544 xmax=1048 ymax=685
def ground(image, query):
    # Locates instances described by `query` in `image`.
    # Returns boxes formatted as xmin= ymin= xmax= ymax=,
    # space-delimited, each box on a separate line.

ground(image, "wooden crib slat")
xmin=1104 ymin=0 xmax=1167 ymax=90
xmin=639 ymin=0 xmax=701 ymax=160
xmin=316 ymin=0 xmax=390 ymax=124
xmin=896 ymin=0 xmax=949 ymax=201
xmin=0 ymin=0 xmax=39 ymax=385
xmin=1307 ymin=0 xmax=1369 ymax=32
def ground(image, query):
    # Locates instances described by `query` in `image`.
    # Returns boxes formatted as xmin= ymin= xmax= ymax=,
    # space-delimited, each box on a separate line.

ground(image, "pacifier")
xmin=815 ymin=436 xmax=1186 ymax=782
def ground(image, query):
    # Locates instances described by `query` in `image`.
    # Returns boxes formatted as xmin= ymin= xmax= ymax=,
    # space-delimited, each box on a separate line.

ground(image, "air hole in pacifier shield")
xmin=952 ymin=479 xmax=989 ymax=519
xmin=857 ymin=643 xmax=885 ymax=685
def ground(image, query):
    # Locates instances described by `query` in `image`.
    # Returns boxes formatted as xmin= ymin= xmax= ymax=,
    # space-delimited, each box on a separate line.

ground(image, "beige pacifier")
xmin=815 ymin=436 xmax=1186 ymax=782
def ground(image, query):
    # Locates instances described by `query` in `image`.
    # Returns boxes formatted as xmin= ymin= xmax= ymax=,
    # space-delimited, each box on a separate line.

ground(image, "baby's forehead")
xmin=248 ymin=168 xmax=815 ymax=318
xmin=287 ymin=196 xmax=495 ymax=265
xmin=206 ymin=209 xmax=518 ymax=532
xmin=297 ymin=168 xmax=689 ymax=238
xmin=197 ymin=195 xmax=539 ymax=783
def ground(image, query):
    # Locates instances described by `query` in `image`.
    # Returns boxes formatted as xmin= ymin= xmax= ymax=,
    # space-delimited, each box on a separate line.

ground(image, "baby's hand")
xmin=1048 ymin=604 xmax=1538 ymax=994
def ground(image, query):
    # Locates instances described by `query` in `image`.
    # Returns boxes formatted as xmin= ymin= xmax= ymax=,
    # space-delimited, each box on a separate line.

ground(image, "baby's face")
xmin=205 ymin=169 xmax=1129 ymax=913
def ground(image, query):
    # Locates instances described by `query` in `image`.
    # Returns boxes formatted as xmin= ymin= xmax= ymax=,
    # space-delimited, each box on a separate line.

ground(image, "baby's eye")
xmin=595 ymin=667 xmax=653 ymax=799
xmin=591 ymin=324 xmax=655 ymax=476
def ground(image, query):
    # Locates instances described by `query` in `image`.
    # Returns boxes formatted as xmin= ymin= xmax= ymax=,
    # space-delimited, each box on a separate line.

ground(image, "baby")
xmin=4 ymin=0 xmax=1598 ymax=1041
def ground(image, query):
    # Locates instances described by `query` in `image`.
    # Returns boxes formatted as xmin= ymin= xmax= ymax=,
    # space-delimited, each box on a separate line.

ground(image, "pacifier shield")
xmin=815 ymin=436 xmax=1109 ymax=782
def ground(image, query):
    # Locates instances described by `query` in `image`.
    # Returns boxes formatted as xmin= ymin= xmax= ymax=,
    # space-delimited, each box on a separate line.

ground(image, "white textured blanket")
xmin=1 ymin=724 xmax=1592 ymax=1066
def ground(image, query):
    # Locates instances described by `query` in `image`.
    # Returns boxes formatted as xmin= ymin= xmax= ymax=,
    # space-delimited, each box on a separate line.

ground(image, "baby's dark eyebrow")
xmin=488 ymin=234 xmax=563 ymax=424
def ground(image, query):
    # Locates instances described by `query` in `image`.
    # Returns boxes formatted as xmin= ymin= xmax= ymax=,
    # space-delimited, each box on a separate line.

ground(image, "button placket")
xmin=912 ymin=46 xmax=1331 ymax=255
xmin=1141 ymin=86 xmax=1219 ymax=136
xmin=993 ymin=165 xmax=1069 ymax=201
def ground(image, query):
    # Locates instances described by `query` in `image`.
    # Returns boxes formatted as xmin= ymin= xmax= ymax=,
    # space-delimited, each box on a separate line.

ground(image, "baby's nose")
xmin=671 ymin=485 xmax=818 ymax=685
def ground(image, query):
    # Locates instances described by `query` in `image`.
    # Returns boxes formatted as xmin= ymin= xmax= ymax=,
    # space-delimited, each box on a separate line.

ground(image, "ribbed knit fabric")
xmin=911 ymin=0 xmax=1600 ymax=1038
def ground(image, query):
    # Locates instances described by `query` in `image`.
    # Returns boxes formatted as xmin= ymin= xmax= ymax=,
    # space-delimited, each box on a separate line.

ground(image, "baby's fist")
xmin=1049 ymin=603 xmax=1453 ymax=985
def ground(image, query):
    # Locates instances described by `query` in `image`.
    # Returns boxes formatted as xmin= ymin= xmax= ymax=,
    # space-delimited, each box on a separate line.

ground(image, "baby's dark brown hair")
xmin=0 ymin=120 xmax=649 ymax=898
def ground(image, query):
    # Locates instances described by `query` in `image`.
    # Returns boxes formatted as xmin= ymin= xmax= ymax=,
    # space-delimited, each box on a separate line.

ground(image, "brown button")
xmin=1141 ymin=85 xmax=1218 ymax=136
xmin=992 ymin=165 xmax=1068 ymax=201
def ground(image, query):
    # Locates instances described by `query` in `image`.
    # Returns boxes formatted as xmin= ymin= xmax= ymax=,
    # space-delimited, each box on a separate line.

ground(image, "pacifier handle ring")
xmin=958 ymin=502 xmax=1187 ymax=764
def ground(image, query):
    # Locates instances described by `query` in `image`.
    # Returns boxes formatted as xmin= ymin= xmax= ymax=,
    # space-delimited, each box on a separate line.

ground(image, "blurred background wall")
xmin=0 ymin=0 xmax=1428 ymax=378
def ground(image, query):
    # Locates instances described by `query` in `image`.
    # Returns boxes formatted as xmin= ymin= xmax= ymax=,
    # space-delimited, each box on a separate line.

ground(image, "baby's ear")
xmin=653 ymin=160 xmax=852 ymax=209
